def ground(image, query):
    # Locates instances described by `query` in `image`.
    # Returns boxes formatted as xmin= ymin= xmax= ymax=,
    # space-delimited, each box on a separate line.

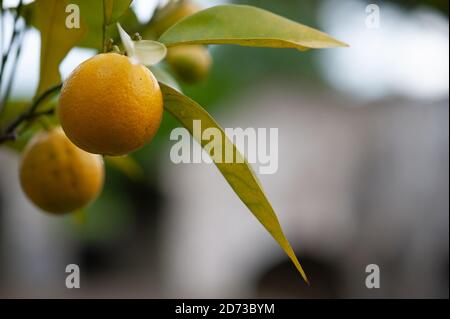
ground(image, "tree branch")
xmin=102 ymin=0 xmax=108 ymax=52
xmin=0 ymin=1 xmax=4 ymax=72
xmin=0 ymin=131 xmax=15 ymax=143
xmin=0 ymin=25 xmax=25 ymax=111
xmin=0 ymin=84 xmax=62 ymax=144
xmin=0 ymin=0 xmax=22 ymax=88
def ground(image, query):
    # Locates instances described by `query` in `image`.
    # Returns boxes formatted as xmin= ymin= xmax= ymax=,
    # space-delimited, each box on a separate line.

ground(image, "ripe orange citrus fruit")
xmin=58 ymin=53 xmax=163 ymax=156
xmin=19 ymin=127 xmax=104 ymax=214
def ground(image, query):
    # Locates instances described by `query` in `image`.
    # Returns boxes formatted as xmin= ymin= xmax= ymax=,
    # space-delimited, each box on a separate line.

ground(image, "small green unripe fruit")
xmin=166 ymin=45 xmax=212 ymax=84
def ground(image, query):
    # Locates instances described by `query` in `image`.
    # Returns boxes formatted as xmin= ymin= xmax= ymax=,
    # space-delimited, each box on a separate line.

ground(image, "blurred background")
xmin=0 ymin=0 xmax=448 ymax=298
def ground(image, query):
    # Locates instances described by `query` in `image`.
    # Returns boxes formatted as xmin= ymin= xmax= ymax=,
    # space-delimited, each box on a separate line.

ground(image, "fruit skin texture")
xmin=20 ymin=127 xmax=104 ymax=214
xmin=167 ymin=45 xmax=212 ymax=84
xmin=58 ymin=53 xmax=163 ymax=156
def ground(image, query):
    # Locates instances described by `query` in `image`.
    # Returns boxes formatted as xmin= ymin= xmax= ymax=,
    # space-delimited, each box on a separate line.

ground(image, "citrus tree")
xmin=0 ymin=0 xmax=346 ymax=284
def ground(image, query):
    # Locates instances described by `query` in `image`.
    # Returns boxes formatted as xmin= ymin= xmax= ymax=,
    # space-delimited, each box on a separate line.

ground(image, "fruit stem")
xmin=102 ymin=0 xmax=108 ymax=53
xmin=102 ymin=24 xmax=107 ymax=53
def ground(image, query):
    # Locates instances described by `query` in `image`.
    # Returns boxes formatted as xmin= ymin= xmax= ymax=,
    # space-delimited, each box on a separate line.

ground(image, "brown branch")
xmin=0 ymin=26 xmax=25 ymax=110
xmin=0 ymin=0 xmax=22 ymax=88
xmin=0 ymin=131 xmax=15 ymax=143
xmin=0 ymin=84 xmax=62 ymax=144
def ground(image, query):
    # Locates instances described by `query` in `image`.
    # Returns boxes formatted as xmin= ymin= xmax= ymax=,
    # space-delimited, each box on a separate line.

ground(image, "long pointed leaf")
xmin=160 ymin=83 xmax=309 ymax=284
xmin=34 ymin=0 xmax=86 ymax=96
xmin=103 ymin=0 xmax=133 ymax=25
xmin=159 ymin=5 xmax=347 ymax=50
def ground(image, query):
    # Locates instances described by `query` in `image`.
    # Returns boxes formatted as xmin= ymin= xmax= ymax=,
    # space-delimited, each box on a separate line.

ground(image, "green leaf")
xmin=159 ymin=5 xmax=347 ymax=50
xmin=23 ymin=2 xmax=138 ymax=50
xmin=65 ymin=0 xmax=138 ymax=49
xmin=160 ymin=83 xmax=309 ymax=284
xmin=103 ymin=0 xmax=133 ymax=25
xmin=34 ymin=0 xmax=86 ymax=96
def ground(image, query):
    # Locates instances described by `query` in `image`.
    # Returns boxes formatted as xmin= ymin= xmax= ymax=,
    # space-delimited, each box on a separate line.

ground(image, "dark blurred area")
xmin=389 ymin=0 xmax=449 ymax=14
xmin=0 ymin=0 xmax=448 ymax=298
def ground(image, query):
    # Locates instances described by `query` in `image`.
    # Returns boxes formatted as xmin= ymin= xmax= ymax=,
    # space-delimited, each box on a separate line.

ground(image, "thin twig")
xmin=0 ymin=0 xmax=4 ymax=72
xmin=0 ymin=0 xmax=22 ymax=89
xmin=0 ymin=84 xmax=62 ymax=143
xmin=102 ymin=0 xmax=107 ymax=52
xmin=103 ymin=24 xmax=107 ymax=52
xmin=0 ymin=131 xmax=15 ymax=143
xmin=0 ymin=25 xmax=25 ymax=112
xmin=29 ymin=108 xmax=55 ymax=118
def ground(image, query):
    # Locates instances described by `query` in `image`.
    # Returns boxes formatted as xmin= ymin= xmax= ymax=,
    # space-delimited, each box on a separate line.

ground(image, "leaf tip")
xmin=297 ymin=264 xmax=310 ymax=285
xmin=335 ymin=39 xmax=350 ymax=48
xmin=304 ymin=273 xmax=311 ymax=286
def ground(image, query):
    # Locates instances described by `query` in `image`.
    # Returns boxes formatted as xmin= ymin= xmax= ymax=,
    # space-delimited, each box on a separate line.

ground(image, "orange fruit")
xmin=167 ymin=45 xmax=212 ymax=84
xmin=150 ymin=1 xmax=212 ymax=84
xmin=150 ymin=0 xmax=201 ymax=38
xmin=20 ymin=127 xmax=104 ymax=214
xmin=58 ymin=53 xmax=163 ymax=156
